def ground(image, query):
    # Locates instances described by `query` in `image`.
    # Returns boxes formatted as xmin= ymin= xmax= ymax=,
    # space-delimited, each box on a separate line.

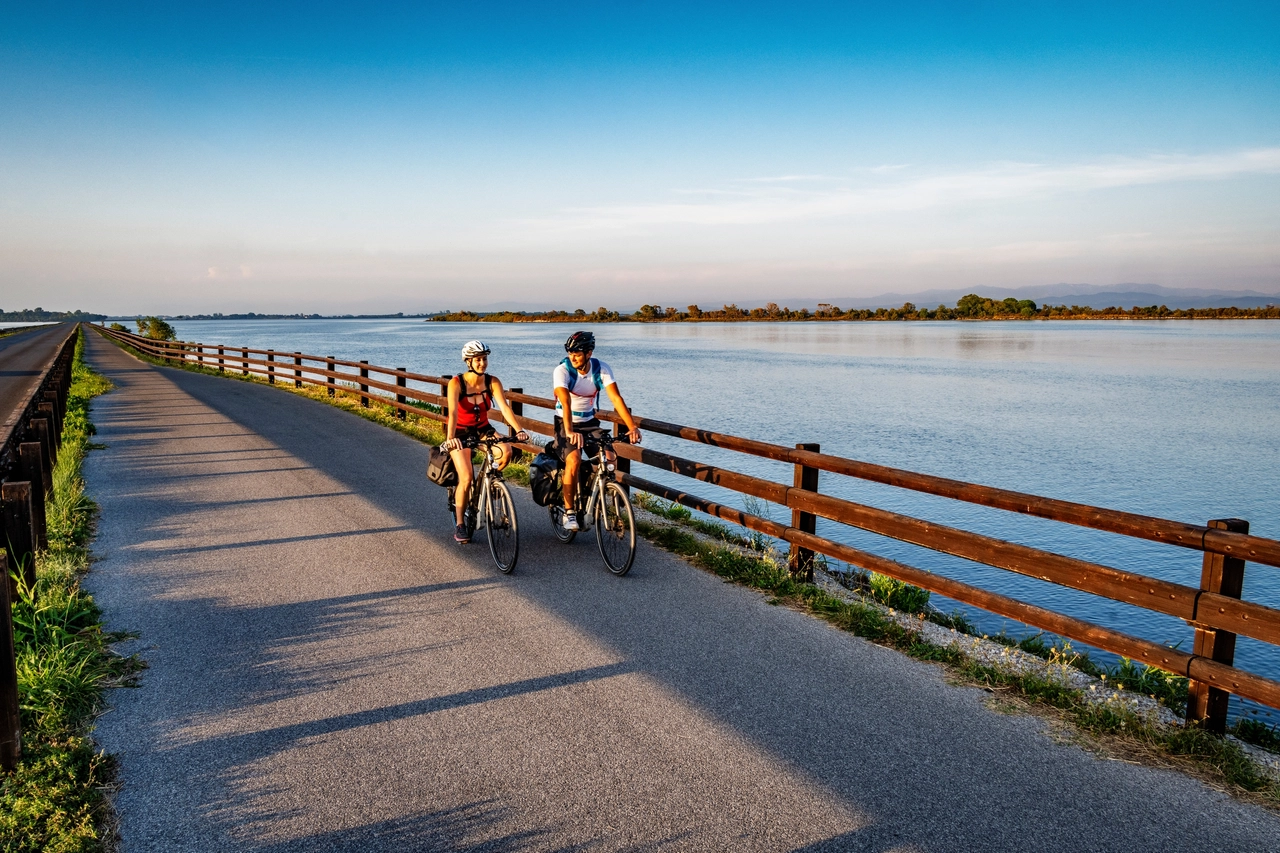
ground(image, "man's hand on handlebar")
xmin=515 ymin=430 xmax=529 ymax=442
xmin=443 ymin=437 xmax=462 ymax=451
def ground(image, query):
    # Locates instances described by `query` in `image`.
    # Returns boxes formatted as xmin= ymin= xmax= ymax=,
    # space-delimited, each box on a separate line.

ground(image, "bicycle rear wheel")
xmin=485 ymin=478 xmax=518 ymax=573
xmin=549 ymin=504 xmax=577 ymax=543
xmin=594 ymin=481 xmax=635 ymax=576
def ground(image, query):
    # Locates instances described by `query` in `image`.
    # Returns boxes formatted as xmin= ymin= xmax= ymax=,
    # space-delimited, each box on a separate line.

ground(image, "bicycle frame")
xmin=455 ymin=434 xmax=521 ymax=573
xmin=551 ymin=432 xmax=636 ymax=575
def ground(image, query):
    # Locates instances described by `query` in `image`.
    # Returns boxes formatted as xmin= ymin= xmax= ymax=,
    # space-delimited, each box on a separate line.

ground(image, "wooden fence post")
xmin=242 ymin=348 xmax=249 ymax=376
xmin=267 ymin=350 xmax=275 ymax=384
xmin=1 ymin=482 xmax=37 ymax=597
xmin=396 ymin=370 xmax=407 ymax=419
xmin=1187 ymin=518 xmax=1249 ymax=733
xmin=327 ymin=358 xmax=336 ymax=397
xmin=613 ymin=419 xmax=630 ymax=496
xmin=359 ymin=361 xmax=369 ymax=407
xmin=41 ymin=391 xmax=61 ymax=438
xmin=788 ymin=443 xmax=820 ymax=581
xmin=37 ymin=402 xmax=59 ymax=450
xmin=0 ymin=546 xmax=20 ymax=771
xmin=218 ymin=346 xmax=225 ymax=373
xmin=294 ymin=353 xmax=303 ymax=388
xmin=508 ymin=389 xmax=522 ymax=435
xmin=196 ymin=345 xmax=204 ymax=367
xmin=17 ymin=444 xmax=48 ymax=549
xmin=29 ymin=418 xmax=53 ymax=483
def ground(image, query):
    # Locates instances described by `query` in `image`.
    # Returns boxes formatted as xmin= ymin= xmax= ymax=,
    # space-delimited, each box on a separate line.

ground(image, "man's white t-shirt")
xmin=553 ymin=358 xmax=616 ymax=424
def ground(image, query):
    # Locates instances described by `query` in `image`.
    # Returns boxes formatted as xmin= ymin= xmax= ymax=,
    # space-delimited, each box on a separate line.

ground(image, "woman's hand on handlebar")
xmin=443 ymin=437 xmax=461 ymax=452
xmin=515 ymin=430 xmax=529 ymax=442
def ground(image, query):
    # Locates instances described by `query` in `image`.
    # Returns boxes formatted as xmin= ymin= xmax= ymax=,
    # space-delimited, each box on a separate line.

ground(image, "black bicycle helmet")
xmin=564 ymin=331 xmax=595 ymax=353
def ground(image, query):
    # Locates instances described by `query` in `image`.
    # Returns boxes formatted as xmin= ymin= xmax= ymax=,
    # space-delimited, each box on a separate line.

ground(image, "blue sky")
xmin=2 ymin=2 xmax=1278 ymax=313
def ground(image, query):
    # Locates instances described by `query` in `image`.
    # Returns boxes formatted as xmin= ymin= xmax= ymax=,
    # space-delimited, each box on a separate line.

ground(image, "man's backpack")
xmin=559 ymin=357 xmax=604 ymax=392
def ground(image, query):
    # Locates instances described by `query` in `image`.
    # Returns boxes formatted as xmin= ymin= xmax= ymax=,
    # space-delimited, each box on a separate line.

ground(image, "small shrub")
xmin=1233 ymin=718 xmax=1280 ymax=754
xmin=134 ymin=316 xmax=176 ymax=340
xmin=927 ymin=609 xmax=975 ymax=634
xmin=868 ymin=573 xmax=931 ymax=613
xmin=1106 ymin=657 xmax=1189 ymax=713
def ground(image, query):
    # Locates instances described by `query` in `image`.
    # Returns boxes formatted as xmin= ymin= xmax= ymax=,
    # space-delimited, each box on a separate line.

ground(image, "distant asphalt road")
xmin=0 ymin=323 xmax=73 ymax=439
xmin=79 ymin=328 xmax=1280 ymax=853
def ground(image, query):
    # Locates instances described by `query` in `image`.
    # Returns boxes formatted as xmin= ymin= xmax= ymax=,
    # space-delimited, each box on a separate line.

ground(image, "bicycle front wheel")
xmin=485 ymin=479 xmax=519 ymax=573
xmin=594 ymin=481 xmax=635 ymax=576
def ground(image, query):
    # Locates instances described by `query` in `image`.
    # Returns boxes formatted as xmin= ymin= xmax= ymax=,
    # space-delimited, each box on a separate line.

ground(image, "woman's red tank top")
xmin=454 ymin=373 xmax=493 ymax=428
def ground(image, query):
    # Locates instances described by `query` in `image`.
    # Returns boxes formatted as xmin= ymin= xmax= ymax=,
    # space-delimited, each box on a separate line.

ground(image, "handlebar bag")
xmin=426 ymin=445 xmax=459 ymax=487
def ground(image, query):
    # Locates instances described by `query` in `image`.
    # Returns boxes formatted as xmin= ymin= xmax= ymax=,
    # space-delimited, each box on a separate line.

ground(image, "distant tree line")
xmin=430 ymin=295 xmax=1280 ymax=323
xmin=0 ymin=307 xmax=107 ymax=322
xmin=169 ymin=312 xmax=436 ymax=320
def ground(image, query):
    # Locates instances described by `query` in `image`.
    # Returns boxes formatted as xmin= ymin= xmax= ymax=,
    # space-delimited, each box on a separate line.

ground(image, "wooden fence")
xmin=0 ymin=324 xmax=78 ymax=770
xmin=95 ymin=325 xmax=1280 ymax=734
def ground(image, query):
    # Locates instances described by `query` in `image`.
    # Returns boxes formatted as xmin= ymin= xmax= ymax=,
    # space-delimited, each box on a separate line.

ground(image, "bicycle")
xmin=447 ymin=434 xmax=521 ymax=573
xmin=549 ymin=431 xmax=636 ymax=576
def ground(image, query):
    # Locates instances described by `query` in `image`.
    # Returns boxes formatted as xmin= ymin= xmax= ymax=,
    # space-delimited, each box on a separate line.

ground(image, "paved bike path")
xmin=81 ymin=330 xmax=1280 ymax=852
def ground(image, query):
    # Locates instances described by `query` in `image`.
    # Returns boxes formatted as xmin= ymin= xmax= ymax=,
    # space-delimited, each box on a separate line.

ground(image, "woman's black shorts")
xmin=455 ymin=423 xmax=498 ymax=448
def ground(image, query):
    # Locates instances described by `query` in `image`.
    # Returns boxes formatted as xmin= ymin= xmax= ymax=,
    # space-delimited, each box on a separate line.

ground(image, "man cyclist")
xmin=553 ymin=330 xmax=641 ymax=531
xmin=444 ymin=340 xmax=529 ymax=543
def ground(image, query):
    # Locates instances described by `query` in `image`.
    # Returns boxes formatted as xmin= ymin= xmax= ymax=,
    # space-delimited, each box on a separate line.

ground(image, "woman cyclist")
xmin=444 ymin=340 xmax=529 ymax=543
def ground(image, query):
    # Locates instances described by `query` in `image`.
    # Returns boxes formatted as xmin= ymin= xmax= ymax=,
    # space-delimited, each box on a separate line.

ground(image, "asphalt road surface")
xmin=80 ymin=329 xmax=1280 ymax=852
xmin=0 ymin=323 xmax=73 ymax=439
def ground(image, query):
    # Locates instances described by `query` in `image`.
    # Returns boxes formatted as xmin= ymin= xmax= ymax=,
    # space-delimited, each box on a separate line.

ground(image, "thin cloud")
xmin=737 ymin=174 xmax=835 ymax=183
xmin=531 ymin=148 xmax=1280 ymax=234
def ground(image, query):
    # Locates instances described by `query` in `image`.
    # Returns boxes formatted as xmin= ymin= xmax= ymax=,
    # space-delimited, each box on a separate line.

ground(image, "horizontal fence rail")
xmin=0 ymin=322 xmax=78 ymax=771
xmin=95 ymin=324 xmax=1280 ymax=731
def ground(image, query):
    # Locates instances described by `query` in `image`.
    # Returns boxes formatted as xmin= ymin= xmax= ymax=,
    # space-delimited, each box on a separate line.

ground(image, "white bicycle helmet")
xmin=461 ymin=340 xmax=491 ymax=361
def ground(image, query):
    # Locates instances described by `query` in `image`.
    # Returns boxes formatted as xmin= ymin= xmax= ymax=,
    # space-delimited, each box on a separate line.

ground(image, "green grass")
xmin=1233 ymin=718 xmax=1280 ymax=754
xmin=1 ymin=329 xmax=139 ymax=852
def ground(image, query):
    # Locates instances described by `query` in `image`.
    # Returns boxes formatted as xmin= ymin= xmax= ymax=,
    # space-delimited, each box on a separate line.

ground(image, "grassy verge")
xmin=633 ymin=497 xmax=1280 ymax=807
xmin=1 ymin=329 xmax=140 ymax=852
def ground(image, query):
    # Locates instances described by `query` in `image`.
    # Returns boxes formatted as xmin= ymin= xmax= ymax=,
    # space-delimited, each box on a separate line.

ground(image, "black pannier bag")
xmin=529 ymin=451 xmax=563 ymax=507
xmin=426 ymin=445 xmax=458 ymax=487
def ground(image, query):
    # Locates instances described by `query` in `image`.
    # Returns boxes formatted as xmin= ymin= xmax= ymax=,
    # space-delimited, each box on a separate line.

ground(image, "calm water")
xmin=166 ymin=319 xmax=1280 ymax=719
